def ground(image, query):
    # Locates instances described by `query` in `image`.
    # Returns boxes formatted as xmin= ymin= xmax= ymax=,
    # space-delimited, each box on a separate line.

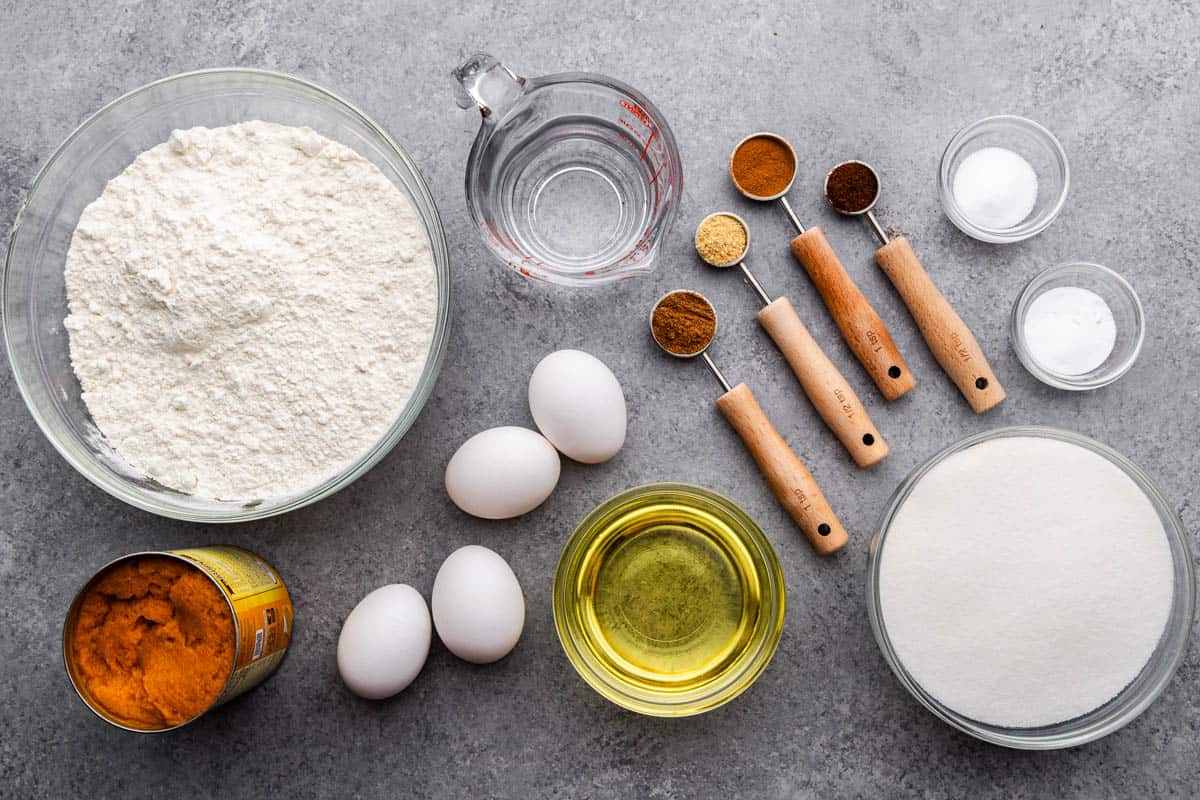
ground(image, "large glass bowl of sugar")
xmin=2 ymin=69 xmax=450 ymax=522
xmin=867 ymin=427 xmax=1193 ymax=749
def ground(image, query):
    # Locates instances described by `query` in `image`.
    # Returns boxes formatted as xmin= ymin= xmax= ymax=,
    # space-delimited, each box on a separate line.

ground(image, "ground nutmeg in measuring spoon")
xmin=651 ymin=290 xmax=717 ymax=356
xmin=826 ymin=161 xmax=880 ymax=214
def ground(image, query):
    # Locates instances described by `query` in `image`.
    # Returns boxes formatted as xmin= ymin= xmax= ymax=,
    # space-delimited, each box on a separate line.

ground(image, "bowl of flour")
xmin=867 ymin=427 xmax=1193 ymax=749
xmin=3 ymin=69 xmax=450 ymax=521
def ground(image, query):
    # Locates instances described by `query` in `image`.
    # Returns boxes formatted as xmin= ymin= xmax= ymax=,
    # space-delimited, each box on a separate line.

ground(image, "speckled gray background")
xmin=2 ymin=1 xmax=1199 ymax=798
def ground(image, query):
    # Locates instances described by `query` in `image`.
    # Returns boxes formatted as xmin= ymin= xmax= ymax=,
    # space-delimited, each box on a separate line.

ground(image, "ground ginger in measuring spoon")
xmin=694 ymin=214 xmax=748 ymax=266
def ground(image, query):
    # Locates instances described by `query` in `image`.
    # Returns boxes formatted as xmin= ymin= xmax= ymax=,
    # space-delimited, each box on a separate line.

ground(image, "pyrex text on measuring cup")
xmin=454 ymin=53 xmax=683 ymax=286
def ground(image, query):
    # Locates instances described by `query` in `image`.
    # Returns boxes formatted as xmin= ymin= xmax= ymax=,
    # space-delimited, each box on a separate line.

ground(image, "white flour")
xmin=878 ymin=436 xmax=1173 ymax=728
xmin=64 ymin=121 xmax=437 ymax=500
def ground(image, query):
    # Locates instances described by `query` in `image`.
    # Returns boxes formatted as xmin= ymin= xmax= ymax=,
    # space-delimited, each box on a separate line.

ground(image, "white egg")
xmin=528 ymin=349 xmax=626 ymax=464
xmin=445 ymin=426 xmax=561 ymax=519
xmin=337 ymin=584 xmax=431 ymax=700
xmin=432 ymin=545 xmax=525 ymax=664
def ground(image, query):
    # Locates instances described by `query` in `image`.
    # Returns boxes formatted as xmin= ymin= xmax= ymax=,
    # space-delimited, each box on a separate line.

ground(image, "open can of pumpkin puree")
xmin=63 ymin=545 xmax=293 ymax=732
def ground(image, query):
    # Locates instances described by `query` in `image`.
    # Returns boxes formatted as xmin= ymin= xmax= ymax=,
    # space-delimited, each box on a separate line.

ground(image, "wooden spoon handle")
xmin=874 ymin=236 xmax=1005 ymax=414
xmin=756 ymin=297 xmax=888 ymax=468
xmin=715 ymin=382 xmax=849 ymax=556
xmin=790 ymin=226 xmax=915 ymax=401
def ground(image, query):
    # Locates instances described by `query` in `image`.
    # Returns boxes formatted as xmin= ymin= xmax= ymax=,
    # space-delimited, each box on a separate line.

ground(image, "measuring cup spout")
xmin=452 ymin=53 xmax=525 ymax=119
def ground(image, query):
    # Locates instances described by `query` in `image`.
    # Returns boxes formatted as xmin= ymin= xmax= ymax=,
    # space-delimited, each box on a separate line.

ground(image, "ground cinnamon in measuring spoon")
xmin=730 ymin=135 xmax=796 ymax=198
xmin=652 ymin=291 xmax=717 ymax=356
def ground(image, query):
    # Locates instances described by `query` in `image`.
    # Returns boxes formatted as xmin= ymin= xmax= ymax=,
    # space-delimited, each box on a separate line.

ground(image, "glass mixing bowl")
xmin=867 ymin=427 xmax=1194 ymax=749
xmin=554 ymin=483 xmax=786 ymax=717
xmin=3 ymin=69 xmax=450 ymax=522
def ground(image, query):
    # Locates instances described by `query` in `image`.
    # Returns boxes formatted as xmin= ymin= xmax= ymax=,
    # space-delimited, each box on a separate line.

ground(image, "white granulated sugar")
xmin=1023 ymin=286 xmax=1117 ymax=375
xmin=64 ymin=121 xmax=437 ymax=500
xmin=952 ymin=146 xmax=1038 ymax=229
xmin=878 ymin=436 xmax=1173 ymax=728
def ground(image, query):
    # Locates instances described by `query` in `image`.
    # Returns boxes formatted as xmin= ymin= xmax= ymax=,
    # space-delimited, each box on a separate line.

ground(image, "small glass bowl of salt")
xmin=939 ymin=115 xmax=1069 ymax=243
xmin=1011 ymin=262 xmax=1145 ymax=390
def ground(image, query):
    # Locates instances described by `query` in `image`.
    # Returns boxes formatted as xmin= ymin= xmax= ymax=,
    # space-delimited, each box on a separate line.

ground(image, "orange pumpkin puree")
xmin=69 ymin=556 xmax=234 ymax=728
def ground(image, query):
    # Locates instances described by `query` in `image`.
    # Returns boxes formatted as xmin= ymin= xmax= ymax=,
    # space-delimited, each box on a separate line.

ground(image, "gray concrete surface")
xmin=2 ymin=1 xmax=1199 ymax=797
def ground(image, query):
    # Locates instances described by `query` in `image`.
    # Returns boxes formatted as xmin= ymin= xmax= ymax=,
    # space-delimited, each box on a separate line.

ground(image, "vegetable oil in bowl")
xmin=588 ymin=513 xmax=756 ymax=682
xmin=554 ymin=484 xmax=785 ymax=716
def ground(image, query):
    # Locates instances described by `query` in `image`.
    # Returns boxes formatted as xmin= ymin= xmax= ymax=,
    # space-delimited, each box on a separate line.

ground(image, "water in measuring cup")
xmin=495 ymin=115 xmax=657 ymax=274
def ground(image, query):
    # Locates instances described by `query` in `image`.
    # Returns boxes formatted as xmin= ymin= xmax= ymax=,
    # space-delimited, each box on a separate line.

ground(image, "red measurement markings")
xmin=484 ymin=221 xmax=552 ymax=279
xmin=638 ymin=128 xmax=658 ymax=163
xmin=614 ymin=230 xmax=656 ymax=265
xmin=617 ymin=109 xmax=674 ymax=218
xmin=647 ymin=159 xmax=667 ymax=184
xmin=617 ymin=117 xmax=646 ymax=146
xmin=620 ymin=99 xmax=651 ymax=127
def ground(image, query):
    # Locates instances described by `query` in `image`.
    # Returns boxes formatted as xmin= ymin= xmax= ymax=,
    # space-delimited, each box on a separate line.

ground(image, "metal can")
xmin=63 ymin=545 xmax=293 ymax=732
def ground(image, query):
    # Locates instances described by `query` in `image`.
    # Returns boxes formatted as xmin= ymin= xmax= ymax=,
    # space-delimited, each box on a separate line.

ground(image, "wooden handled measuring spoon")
xmin=824 ymin=161 xmax=1005 ymax=413
xmin=650 ymin=290 xmax=849 ymax=556
xmin=695 ymin=213 xmax=887 ymax=469
xmin=730 ymin=132 xmax=915 ymax=401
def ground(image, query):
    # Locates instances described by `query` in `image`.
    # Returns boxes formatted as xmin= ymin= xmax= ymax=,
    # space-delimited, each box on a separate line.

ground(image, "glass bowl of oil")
xmin=554 ymin=483 xmax=786 ymax=717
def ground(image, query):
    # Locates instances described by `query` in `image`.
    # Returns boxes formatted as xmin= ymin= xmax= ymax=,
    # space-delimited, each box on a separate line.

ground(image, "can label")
xmin=168 ymin=546 xmax=293 ymax=707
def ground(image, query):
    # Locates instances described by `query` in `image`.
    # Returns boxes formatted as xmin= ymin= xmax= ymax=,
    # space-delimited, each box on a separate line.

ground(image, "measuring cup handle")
xmin=715 ymin=383 xmax=849 ymax=556
xmin=452 ymin=53 xmax=525 ymax=118
xmin=875 ymin=237 xmax=1005 ymax=414
xmin=789 ymin=227 xmax=916 ymax=401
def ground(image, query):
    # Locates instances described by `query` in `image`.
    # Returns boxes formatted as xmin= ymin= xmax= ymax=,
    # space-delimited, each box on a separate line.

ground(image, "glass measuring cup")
xmin=453 ymin=53 xmax=683 ymax=286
